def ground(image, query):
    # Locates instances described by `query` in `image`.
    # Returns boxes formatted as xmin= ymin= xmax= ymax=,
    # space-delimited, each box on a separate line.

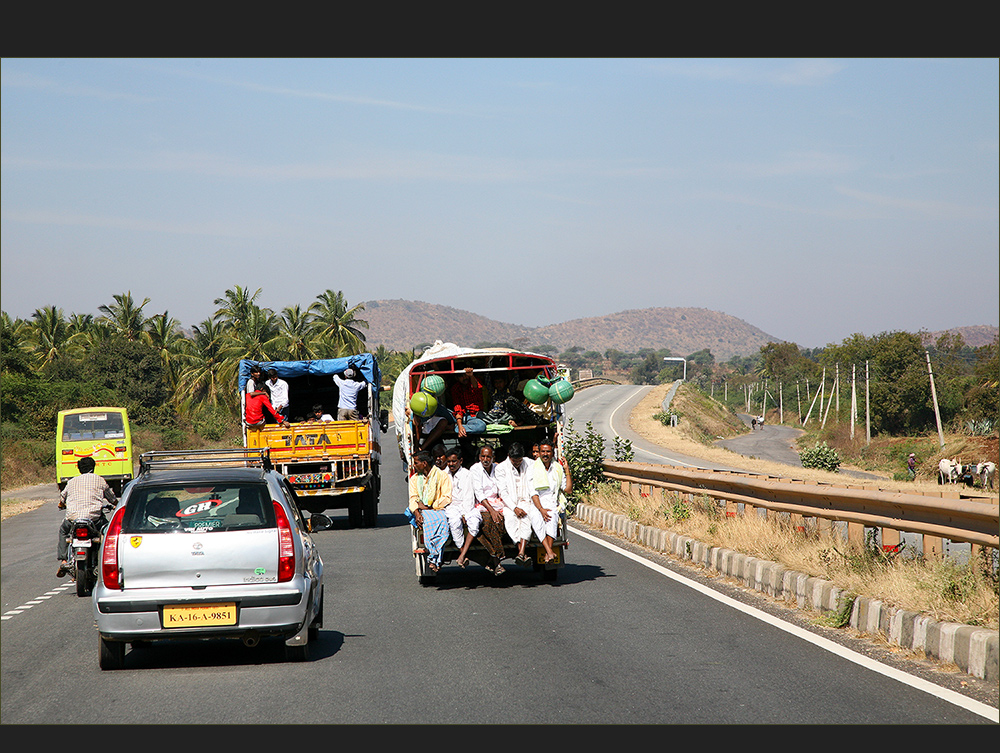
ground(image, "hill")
xmin=921 ymin=325 xmax=999 ymax=349
xmin=360 ymin=300 xmax=779 ymax=362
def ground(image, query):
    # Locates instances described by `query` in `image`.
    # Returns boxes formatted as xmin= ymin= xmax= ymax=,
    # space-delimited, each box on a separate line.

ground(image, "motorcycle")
xmin=66 ymin=508 xmax=111 ymax=597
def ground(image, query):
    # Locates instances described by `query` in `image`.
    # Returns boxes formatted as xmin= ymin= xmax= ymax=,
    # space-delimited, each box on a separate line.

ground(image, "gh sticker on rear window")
xmin=177 ymin=499 xmax=222 ymax=517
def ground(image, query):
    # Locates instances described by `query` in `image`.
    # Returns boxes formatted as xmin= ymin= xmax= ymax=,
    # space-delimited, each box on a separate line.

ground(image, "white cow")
xmin=938 ymin=458 xmax=960 ymax=484
xmin=977 ymin=461 xmax=996 ymax=490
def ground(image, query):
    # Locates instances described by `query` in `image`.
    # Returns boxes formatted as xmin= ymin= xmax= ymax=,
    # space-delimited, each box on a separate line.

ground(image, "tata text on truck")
xmin=239 ymin=355 xmax=385 ymax=528
xmin=392 ymin=342 xmax=574 ymax=582
xmin=56 ymin=407 xmax=134 ymax=495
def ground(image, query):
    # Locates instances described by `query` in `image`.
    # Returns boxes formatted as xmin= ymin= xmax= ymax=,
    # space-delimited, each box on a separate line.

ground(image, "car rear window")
xmin=122 ymin=483 xmax=276 ymax=533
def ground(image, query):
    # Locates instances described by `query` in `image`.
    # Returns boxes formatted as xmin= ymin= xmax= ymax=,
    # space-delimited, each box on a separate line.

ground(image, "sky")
xmin=2 ymin=58 xmax=997 ymax=350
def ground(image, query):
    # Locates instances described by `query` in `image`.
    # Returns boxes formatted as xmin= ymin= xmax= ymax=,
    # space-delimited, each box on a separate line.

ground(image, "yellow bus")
xmin=56 ymin=407 xmax=134 ymax=495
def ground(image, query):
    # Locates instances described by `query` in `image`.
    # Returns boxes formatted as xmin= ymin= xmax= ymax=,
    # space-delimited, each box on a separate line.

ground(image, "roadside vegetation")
xmin=562 ymin=381 xmax=999 ymax=631
xmin=1 ymin=288 xmax=417 ymax=493
xmin=580 ymin=482 xmax=998 ymax=631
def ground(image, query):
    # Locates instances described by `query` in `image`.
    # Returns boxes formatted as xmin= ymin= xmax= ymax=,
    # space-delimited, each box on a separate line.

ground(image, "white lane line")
xmin=568 ymin=524 xmax=999 ymax=723
xmin=606 ymin=387 xmax=700 ymax=468
xmin=2 ymin=585 xmax=75 ymax=621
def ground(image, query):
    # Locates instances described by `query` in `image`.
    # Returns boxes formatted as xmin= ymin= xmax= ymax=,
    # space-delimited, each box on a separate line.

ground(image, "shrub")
xmin=799 ymin=441 xmax=841 ymax=472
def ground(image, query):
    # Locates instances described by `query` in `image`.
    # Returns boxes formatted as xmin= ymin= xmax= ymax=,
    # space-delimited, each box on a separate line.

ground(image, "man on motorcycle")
xmin=56 ymin=456 xmax=118 ymax=578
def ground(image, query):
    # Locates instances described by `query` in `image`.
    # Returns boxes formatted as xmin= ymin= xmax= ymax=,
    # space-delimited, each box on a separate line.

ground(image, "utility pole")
xmin=865 ymin=360 xmax=871 ymax=445
xmin=796 ymin=381 xmax=802 ymax=424
xmin=850 ymin=364 xmax=857 ymax=440
xmin=926 ymin=350 xmax=945 ymax=449
xmin=835 ymin=363 xmax=840 ymax=422
xmin=779 ymin=381 xmax=783 ymax=424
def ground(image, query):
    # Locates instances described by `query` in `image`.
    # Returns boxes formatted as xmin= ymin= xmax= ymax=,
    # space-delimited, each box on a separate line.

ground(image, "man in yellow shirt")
xmin=406 ymin=450 xmax=452 ymax=572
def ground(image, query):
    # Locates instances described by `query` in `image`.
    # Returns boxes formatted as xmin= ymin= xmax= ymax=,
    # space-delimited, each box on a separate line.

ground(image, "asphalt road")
xmin=2 ymin=391 xmax=996 ymax=725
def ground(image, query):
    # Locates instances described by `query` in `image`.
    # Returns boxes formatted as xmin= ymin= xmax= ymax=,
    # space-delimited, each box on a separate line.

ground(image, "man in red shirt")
xmin=245 ymin=389 xmax=289 ymax=428
xmin=449 ymin=367 xmax=487 ymax=438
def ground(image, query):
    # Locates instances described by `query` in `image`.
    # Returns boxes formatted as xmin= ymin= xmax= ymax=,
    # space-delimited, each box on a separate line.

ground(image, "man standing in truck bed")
xmin=333 ymin=367 xmax=366 ymax=421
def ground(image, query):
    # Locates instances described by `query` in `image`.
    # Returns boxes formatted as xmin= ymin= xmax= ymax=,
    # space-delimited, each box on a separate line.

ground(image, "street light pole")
xmin=663 ymin=357 xmax=687 ymax=380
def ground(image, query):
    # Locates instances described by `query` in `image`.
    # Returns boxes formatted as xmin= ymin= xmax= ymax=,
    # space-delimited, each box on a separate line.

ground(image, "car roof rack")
xmin=139 ymin=448 xmax=273 ymax=474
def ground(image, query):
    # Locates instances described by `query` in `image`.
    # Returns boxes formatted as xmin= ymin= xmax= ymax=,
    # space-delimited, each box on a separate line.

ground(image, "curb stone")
xmin=573 ymin=502 xmax=999 ymax=683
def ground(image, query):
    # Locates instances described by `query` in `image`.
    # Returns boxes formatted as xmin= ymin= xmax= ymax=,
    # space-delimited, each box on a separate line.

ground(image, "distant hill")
xmin=360 ymin=300 xmax=779 ymax=362
xmin=921 ymin=325 xmax=999 ymax=349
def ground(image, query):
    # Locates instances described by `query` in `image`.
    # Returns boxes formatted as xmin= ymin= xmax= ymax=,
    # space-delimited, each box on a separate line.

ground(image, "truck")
xmin=239 ymin=355 xmax=386 ymax=528
xmin=56 ymin=406 xmax=134 ymax=495
xmin=391 ymin=342 xmax=574 ymax=583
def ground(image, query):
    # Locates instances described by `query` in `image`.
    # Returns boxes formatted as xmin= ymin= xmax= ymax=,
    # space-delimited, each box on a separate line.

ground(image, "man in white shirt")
xmin=530 ymin=440 xmax=571 ymax=564
xmin=470 ymin=445 xmax=507 ymax=574
xmin=333 ymin=368 xmax=367 ymax=421
xmin=445 ymin=448 xmax=481 ymax=568
xmin=265 ymin=369 xmax=290 ymax=420
xmin=494 ymin=442 xmax=544 ymax=566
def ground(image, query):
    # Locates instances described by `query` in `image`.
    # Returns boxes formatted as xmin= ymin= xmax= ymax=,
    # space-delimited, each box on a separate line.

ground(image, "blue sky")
xmin=2 ymin=58 xmax=997 ymax=350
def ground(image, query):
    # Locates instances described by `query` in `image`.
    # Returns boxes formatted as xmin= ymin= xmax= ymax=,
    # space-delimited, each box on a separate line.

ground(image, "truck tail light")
xmin=102 ymin=506 xmax=127 ymax=589
xmin=273 ymin=501 xmax=295 ymax=582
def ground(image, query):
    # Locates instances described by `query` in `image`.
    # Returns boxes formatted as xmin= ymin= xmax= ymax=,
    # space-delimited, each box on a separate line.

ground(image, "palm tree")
xmin=213 ymin=285 xmax=263 ymax=334
xmin=308 ymin=290 xmax=368 ymax=357
xmin=97 ymin=292 xmax=150 ymax=340
xmin=28 ymin=305 xmax=71 ymax=368
xmin=144 ymin=311 xmax=187 ymax=391
xmin=274 ymin=304 xmax=319 ymax=361
xmin=175 ymin=318 xmax=229 ymax=409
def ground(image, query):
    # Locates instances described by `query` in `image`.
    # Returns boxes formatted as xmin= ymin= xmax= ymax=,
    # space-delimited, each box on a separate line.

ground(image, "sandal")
xmin=457 ymin=557 xmax=468 ymax=569
xmin=494 ymin=564 xmax=505 ymax=575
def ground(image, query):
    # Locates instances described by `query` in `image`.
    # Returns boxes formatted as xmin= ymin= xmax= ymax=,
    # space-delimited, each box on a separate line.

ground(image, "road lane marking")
xmin=606 ymin=387 xmax=700 ymax=468
xmin=569 ymin=524 xmax=999 ymax=722
xmin=2 ymin=585 xmax=74 ymax=620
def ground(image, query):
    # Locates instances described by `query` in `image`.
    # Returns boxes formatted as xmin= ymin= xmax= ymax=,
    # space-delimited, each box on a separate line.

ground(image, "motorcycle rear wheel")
xmin=75 ymin=560 xmax=92 ymax=596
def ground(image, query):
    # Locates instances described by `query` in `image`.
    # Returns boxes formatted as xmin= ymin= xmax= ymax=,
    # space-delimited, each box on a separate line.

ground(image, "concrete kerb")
xmin=572 ymin=502 xmax=999 ymax=683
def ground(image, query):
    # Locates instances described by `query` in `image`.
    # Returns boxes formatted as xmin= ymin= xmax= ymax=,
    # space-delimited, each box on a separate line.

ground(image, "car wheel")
xmin=99 ymin=635 xmax=125 ymax=671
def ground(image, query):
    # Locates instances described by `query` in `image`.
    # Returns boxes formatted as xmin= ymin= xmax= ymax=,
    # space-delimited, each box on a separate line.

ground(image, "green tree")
xmin=309 ymin=290 xmax=368 ymax=357
xmin=97 ymin=292 xmax=150 ymax=341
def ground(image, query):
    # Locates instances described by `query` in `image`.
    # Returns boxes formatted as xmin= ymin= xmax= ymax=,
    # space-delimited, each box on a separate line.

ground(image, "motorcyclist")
xmin=56 ymin=456 xmax=118 ymax=578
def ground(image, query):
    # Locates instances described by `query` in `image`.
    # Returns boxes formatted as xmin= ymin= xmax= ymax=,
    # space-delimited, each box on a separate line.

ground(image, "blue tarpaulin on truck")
xmin=238 ymin=354 xmax=380 ymax=393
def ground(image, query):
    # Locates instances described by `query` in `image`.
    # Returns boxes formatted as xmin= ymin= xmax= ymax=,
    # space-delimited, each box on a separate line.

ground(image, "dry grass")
xmin=584 ymin=483 xmax=998 ymax=629
xmin=589 ymin=383 xmax=1000 ymax=629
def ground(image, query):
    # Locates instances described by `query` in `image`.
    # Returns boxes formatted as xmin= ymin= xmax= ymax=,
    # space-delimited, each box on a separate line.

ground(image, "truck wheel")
xmin=348 ymin=496 xmax=363 ymax=528
xmin=361 ymin=484 xmax=378 ymax=528
xmin=99 ymin=635 xmax=125 ymax=670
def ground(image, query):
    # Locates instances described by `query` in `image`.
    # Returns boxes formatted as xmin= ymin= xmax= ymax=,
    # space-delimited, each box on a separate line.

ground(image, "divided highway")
xmin=2 ymin=386 xmax=996 ymax=724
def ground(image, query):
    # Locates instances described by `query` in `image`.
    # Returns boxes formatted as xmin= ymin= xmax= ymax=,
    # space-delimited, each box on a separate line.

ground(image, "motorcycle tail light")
xmin=74 ymin=525 xmax=91 ymax=539
xmin=273 ymin=500 xmax=295 ymax=583
xmin=102 ymin=506 xmax=127 ymax=589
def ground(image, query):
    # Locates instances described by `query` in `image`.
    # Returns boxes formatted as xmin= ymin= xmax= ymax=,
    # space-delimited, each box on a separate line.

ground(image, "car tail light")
xmin=102 ymin=505 xmax=127 ymax=589
xmin=273 ymin=500 xmax=295 ymax=582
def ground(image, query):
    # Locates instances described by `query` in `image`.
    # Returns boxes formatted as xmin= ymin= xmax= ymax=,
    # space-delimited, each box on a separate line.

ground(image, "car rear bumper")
xmin=93 ymin=578 xmax=315 ymax=641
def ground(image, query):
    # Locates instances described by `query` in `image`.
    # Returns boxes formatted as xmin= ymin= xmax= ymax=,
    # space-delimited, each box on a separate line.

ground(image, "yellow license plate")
xmin=163 ymin=602 xmax=237 ymax=628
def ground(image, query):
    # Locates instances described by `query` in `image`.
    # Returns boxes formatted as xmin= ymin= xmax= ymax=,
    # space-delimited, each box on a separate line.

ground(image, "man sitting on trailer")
xmin=449 ymin=367 xmax=488 ymax=437
xmin=530 ymin=441 xmax=572 ymax=564
xmin=445 ymin=448 xmax=482 ymax=569
xmin=495 ymin=442 xmax=545 ymax=566
xmin=470 ymin=445 xmax=507 ymax=574
xmin=405 ymin=450 xmax=452 ymax=573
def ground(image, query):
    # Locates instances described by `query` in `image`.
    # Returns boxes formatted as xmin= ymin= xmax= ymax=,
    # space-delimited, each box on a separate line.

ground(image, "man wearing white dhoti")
xmin=530 ymin=440 xmax=572 ymax=564
xmin=495 ymin=442 xmax=544 ymax=566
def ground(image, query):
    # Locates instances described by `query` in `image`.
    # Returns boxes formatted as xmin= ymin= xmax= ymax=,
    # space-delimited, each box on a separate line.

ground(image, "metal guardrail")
xmin=601 ymin=460 xmax=999 ymax=554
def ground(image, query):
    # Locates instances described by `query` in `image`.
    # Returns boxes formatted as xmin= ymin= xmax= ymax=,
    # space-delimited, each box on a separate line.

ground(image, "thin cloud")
xmin=835 ymin=186 xmax=995 ymax=220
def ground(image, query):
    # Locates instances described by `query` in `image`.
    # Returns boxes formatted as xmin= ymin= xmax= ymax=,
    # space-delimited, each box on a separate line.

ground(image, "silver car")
xmin=93 ymin=449 xmax=324 ymax=670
